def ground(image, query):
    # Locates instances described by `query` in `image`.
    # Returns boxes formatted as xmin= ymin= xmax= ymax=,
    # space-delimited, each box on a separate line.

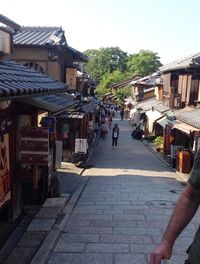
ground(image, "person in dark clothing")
xmin=131 ymin=126 xmax=143 ymax=140
xmin=135 ymin=129 xmax=143 ymax=140
xmin=112 ymin=123 xmax=119 ymax=147
xmin=120 ymin=108 xmax=124 ymax=120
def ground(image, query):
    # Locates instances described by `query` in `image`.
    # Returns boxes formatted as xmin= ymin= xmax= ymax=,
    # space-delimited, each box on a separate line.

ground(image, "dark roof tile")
xmin=13 ymin=26 xmax=65 ymax=46
xmin=13 ymin=26 xmax=88 ymax=62
xmin=0 ymin=60 xmax=67 ymax=98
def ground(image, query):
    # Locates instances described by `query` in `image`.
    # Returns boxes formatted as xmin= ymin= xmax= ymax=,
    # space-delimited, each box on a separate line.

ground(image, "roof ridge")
xmin=161 ymin=51 xmax=200 ymax=67
xmin=21 ymin=26 xmax=63 ymax=31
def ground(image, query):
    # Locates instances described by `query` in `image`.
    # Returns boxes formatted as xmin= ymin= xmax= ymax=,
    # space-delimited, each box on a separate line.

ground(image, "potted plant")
xmin=153 ymin=136 xmax=164 ymax=152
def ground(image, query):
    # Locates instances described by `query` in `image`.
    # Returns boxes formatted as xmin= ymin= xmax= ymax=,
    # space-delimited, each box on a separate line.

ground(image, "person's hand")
xmin=150 ymin=240 xmax=172 ymax=264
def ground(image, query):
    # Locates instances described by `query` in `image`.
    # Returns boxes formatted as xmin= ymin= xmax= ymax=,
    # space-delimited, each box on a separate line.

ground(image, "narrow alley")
xmin=40 ymin=115 xmax=200 ymax=264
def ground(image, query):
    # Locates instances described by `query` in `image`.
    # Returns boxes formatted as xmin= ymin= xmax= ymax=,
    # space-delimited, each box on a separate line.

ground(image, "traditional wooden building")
xmin=8 ymin=26 xmax=88 ymax=84
xmin=8 ymin=26 xmax=98 ymax=164
xmin=154 ymin=53 xmax=200 ymax=172
xmin=0 ymin=16 xmax=72 ymax=220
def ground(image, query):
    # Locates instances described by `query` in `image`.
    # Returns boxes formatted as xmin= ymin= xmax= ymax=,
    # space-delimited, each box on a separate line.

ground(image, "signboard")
xmin=20 ymin=127 xmax=49 ymax=165
xmin=66 ymin=68 xmax=77 ymax=90
xmin=0 ymin=133 xmax=11 ymax=207
xmin=40 ymin=117 xmax=55 ymax=133
xmin=55 ymin=141 xmax=63 ymax=169
xmin=0 ymin=29 xmax=12 ymax=54
xmin=75 ymin=139 xmax=88 ymax=154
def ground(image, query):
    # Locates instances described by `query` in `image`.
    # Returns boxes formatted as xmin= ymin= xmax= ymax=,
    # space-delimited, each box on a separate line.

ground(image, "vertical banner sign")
xmin=20 ymin=127 xmax=49 ymax=165
xmin=0 ymin=134 xmax=11 ymax=207
xmin=75 ymin=139 xmax=88 ymax=154
xmin=66 ymin=68 xmax=77 ymax=90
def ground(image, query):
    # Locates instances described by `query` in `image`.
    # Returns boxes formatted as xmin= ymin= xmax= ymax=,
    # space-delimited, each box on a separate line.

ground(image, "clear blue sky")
xmin=1 ymin=0 xmax=200 ymax=64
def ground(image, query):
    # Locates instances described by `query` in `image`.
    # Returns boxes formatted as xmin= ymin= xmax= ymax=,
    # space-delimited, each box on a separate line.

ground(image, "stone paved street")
xmin=46 ymin=116 xmax=200 ymax=264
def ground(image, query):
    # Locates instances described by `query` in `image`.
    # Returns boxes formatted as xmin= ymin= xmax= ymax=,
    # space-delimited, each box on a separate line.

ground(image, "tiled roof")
xmin=154 ymin=104 xmax=169 ymax=113
xmin=160 ymin=52 xmax=200 ymax=72
xmin=13 ymin=26 xmax=67 ymax=46
xmin=0 ymin=60 xmax=67 ymax=98
xmin=13 ymin=26 xmax=88 ymax=62
xmin=82 ymin=101 xmax=98 ymax=113
xmin=176 ymin=108 xmax=200 ymax=129
xmin=136 ymin=98 xmax=161 ymax=111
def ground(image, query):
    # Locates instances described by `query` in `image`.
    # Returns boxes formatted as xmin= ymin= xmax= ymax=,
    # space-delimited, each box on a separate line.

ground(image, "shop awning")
xmin=136 ymin=98 xmax=162 ymax=111
xmin=156 ymin=116 xmax=172 ymax=128
xmin=172 ymin=119 xmax=199 ymax=135
xmin=82 ymin=101 xmax=98 ymax=113
xmin=146 ymin=109 xmax=163 ymax=122
xmin=156 ymin=116 xmax=199 ymax=134
xmin=66 ymin=112 xmax=85 ymax=119
xmin=58 ymin=112 xmax=85 ymax=119
xmin=16 ymin=93 xmax=76 ymax=114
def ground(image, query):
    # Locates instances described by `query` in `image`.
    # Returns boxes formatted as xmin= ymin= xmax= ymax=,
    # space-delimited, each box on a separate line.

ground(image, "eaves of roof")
xmin=108 ymin=76 xmax=137 ymax=89
xmin=0 ymin=14 xmax=21 ymax=31
xmin=64 ymin=46 xmax=88 ymax=62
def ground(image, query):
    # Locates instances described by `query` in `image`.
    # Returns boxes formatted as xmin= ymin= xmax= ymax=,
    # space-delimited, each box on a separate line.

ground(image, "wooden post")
xmin=33 ymin=165 xmax=39 ymax=189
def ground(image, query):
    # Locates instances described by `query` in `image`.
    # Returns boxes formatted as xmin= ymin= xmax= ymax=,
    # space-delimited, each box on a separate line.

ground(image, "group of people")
xmin=99 ymin=103 xmax=120 ymax=146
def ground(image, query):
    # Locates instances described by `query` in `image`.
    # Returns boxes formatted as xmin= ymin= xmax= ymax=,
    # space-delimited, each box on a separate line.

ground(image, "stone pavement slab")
xmin=27 ymin=218 xmax=55 ymax=232
xmin=48 ymin=252 xmax=113 ymax=264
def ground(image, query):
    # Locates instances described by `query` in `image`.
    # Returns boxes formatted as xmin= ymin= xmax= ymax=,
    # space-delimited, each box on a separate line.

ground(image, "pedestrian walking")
xmin=150 ymin=148 xmax=200 ymax=264
xmin=100 ymin=121 xmax=108 ymax=140
xmin=108 ymin=114 xmax=113 ymax=129
xmin=112 ymin=123 xmax=119 ymax=147
xmin=120 ymin=107 xmax=124 ymax=121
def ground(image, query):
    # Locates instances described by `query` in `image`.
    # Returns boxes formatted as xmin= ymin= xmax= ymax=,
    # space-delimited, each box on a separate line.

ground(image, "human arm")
xmin=150 ymin=183 xmax=200 ymax=264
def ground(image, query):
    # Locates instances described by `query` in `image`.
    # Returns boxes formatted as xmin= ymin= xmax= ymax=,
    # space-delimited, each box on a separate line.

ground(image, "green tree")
xmin=84 ymin=47 xmax=128 ymax=82
xmin=127 ymin=49 xmax=162 ymax=76
xmin=115 ymin=87 xmax=132 ymax=106
xmin=97 ymin=69 xmax=127 ymax=97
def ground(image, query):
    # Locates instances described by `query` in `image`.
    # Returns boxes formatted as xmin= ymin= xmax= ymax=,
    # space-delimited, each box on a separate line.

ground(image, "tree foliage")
xmin=84 ymin=47 xmax=162 ymax=103
xmin=126 ymin=49 xmax=162 ymax=76
xmin=97 ymin=69 xmax=127 ymax=97
xmin=84 ymin=47 xmax=128 ymax=83
xmin=115 ymin=87 xmax=132 ymax=106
